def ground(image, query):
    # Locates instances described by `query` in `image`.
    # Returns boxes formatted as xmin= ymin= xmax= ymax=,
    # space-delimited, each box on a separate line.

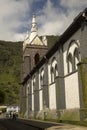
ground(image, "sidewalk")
xmin=45 ymin=124 xmax=87 ymax=130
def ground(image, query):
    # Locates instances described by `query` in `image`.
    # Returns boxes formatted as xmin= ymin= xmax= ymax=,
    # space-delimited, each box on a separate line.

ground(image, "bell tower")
xmin=22 ymin=15 xmax=48 ymax=79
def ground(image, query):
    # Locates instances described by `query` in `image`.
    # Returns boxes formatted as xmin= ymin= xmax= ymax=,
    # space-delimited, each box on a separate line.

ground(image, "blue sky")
xmin=0 ymin=0 xmax=87 ymax=41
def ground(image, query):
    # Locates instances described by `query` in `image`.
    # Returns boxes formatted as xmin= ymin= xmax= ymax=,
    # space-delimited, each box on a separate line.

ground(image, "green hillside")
xmin=0 ymin=41 xmax=23 ymax=105
xmin=0 ymin=35 xmax=59 ymax=105
xmin=40 ymin=35 xmax=59 ymax=49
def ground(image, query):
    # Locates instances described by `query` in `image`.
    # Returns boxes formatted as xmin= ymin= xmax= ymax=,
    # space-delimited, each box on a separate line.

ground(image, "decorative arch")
xmin=40 ymin=68 xmax=44 ymax=86
xmin=67 ymin=40 xmax=79 ymax=55
xmin=50 ymin=57 xmax=58 ymax=83
xmin=27 ymin=83 xmax=30 ymax=94
xmin=55 ymin=64 xmax=58 ymax=76
xmin=67 ymin=53 xmax=73 ymax=73
xmin=74 ymin=48 xmax=79 ymax=70
xmin=34 ymin=53 xmax=40 ymax=65
xmin=67 ymin=40 xmax=81 ymax=73
xmin=32 ymin=75 xmax=36 ymax=92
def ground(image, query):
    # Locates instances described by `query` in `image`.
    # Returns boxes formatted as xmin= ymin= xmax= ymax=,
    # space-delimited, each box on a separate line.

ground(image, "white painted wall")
xmin=48 ymin=63 xmax=51 ymax=84
xmin=26 ymin=83 xmax=29 ymax=117
xmin=63 ymin=29 xmax=81 ymax=76
xmin=39 ymin=70 xmax=43 ymax=110
xmin=47 ymin=51 xmax=59 ymax=110
xmin=65 ymin=72 xmax=80 ymax=109
xmin=32 ymin=94 xmax=34 ymax=111
xmin=49 ymin=83 xmax=56 ymax=109
xmin=31 ymin=79 xmax=34 ymax=111
xmin=63 ymin=43 xmax=78 ymax=75
xmin=39 ymin=90 xmax=43 ymax=110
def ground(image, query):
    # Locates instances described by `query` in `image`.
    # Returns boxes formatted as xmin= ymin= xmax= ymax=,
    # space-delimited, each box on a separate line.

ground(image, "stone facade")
xmin=20 ymin=8 xmax=87 ymax=121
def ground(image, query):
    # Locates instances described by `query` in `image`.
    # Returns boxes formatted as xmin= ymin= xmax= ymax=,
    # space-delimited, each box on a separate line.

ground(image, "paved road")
xmin=0 ymin=119 xmax=40 ymax=130
xmin=0 ymin=118 xmax=87 ymax=130
xmin=0 ymin=118 xmax=61 ymax=130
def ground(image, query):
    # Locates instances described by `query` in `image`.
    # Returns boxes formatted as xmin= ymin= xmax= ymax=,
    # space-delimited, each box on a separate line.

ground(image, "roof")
xmin=22 ymin=8 xmax=87 ymax=85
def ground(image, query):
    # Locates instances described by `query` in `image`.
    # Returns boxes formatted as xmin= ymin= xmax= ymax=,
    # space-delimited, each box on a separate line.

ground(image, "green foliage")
xmin=40 ymin=35 xmax=59 ymax=49
xmin=0 ymin=36 xmax=58 ymax=105
xmin=0 ymin=90 xmax=5 ymax=104
xmin=0 ymin=40 xmax=23 ymax=105
xmin=46 ymin=35 xmax=59 ymax=49
xmin=1 ymin=108 xmax=6 ymax=113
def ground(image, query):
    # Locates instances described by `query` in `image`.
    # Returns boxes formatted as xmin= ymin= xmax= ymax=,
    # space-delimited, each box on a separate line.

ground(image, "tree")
xmin=0 ymin=90 xmax=5 ymax=104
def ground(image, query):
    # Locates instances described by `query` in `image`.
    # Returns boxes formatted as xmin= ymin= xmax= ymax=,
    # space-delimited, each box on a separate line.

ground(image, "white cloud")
xmin=12 ymin=32 xmax=26 ymax=41
xmin=60 ymin=0 xmax=87 ymax=10
xmin=37 ymin=0 xmax=87 ymax=36
xmin=0 ymin=0 xmax=87 ymax=41
xmin=0 ymin=0 xmax=32 ymax=41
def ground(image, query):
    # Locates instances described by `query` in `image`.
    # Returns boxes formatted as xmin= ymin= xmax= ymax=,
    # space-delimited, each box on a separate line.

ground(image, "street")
xmin=0 ymin=118 xmax=87 ymax=130
xmin=0 ymin=119 xmax=39 ymax=130
xmin=0 ymin=118 xmax=60 ymax=130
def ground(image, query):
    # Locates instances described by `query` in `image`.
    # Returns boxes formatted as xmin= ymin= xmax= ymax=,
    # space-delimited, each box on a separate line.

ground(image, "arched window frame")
xmin=27 ymin=83 xmax=30 ymax=95
xmin=51 ymin=66 xmax=55 ymax=83
xmin=34 ymin=53 xmax=40 ymax=65
xmin=74 ymin=48 xmax=79 ymax=70
xmin=32 ymin=75 xmax=36 ymax=92
xmin=40 ymin=68 xmax=44 ymax=87
xmin=55 ymin=64 xmax=58 ymax=77
xmin=50 ymin=57 xmax=58 ymax=83
xmin=67 ymin=53 xmax=73 ymax=73
xmin=67 ymin=40 xmax=81 ymax=74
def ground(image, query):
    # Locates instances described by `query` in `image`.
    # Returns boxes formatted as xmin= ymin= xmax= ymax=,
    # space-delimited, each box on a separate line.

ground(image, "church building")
xmin=20 ymin=8 xmax=87 ymax=121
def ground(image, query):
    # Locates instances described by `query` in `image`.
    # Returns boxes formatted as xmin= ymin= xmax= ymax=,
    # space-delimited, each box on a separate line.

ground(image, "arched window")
xmin=40 ymin=68 xmax=44 ymax=87
xmin=67 ymin=53 xmax=73 ymax=73
xmin=74 ymin=48 xmax=79 ymax=70
xmin=50 ymin=57 xmax=58 ymax=83
xmin=55 ymin=64 xmax=58 ymax=77
xmin=34 ymin=53 xmax=40 ymax=65
xmin=67 ymin=40 xmax=81 ymax=74
xmin=32 ymin=76 xmax=36 ymax=92
xmin=51 ymin=66 xmax=55 ymax=83
xmin=27 ymin=83 xmax=30 ymax=94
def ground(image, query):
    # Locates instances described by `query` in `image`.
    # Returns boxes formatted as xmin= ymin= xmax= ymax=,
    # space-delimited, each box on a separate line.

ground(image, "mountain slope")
xmin=0 ymin=41 xmax=23 ymax=105
xmin=0 ymin=35 xmax=59 ymax=105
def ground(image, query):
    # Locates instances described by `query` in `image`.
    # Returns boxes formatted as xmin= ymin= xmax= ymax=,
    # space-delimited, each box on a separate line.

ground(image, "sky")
xmin=0 ymin=0 xmax=87 ymax=41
